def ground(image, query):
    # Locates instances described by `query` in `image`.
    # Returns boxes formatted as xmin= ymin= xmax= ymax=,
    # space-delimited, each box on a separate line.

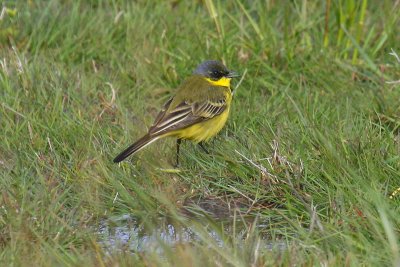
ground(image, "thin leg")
xmin=176 ymin=138 xmax=182 ymax=166
xmin=198 ymin=141 xmax=209 ymax=154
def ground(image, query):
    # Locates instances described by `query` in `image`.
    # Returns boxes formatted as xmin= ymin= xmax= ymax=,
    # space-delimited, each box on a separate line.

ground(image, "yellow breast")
xmin=175 ymin=89 xmax=232 ymax=142
xmin=177 ymin=107 xmax=231 ymax=142
xmin=164 ymin=76 xmax=233 ymax=142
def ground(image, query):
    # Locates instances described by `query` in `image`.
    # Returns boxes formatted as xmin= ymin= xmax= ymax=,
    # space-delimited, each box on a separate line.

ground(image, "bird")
xmin=113 ymin=60 xmax=240 ymax=165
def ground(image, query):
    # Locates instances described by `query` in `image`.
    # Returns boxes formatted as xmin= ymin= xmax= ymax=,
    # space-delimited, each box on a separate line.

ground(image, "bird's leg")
xmin=198 ymin=141 xmax=210 ymax=154
xmin=175 ymin=138 xmax=182 ymax=167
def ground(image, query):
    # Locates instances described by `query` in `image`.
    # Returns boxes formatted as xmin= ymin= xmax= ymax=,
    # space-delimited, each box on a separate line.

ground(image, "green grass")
xmin=1 ymin=0 xmax=400 ymax=266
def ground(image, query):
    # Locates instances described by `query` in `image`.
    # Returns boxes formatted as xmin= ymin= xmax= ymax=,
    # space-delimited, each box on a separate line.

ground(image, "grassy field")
xmin=1 ymin=0 xmax=400 ymax=266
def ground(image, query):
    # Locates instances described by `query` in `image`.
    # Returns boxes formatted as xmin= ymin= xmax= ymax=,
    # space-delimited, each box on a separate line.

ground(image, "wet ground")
xmin=98 ymin=213 xmax=287 ymax=254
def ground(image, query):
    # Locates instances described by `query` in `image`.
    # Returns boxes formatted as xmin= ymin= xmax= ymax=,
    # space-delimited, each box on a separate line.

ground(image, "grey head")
xmin=193 ymin=60 xmax=239 ymax=80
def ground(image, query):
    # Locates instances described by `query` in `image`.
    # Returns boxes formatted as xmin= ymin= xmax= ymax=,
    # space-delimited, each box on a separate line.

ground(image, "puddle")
xmin=98 ymin=214 xmax=201 ymax=253
xmin=97 ymin=214 xmax=287 ymax=254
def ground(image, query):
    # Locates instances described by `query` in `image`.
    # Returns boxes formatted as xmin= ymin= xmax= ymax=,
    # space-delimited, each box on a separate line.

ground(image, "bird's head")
xmin=193 ymin=60 xmax=239 ymax=81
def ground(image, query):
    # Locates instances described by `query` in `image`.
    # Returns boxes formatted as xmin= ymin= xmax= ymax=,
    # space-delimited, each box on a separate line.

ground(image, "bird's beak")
xmin=226 ymin=70 xmax=240 ymax=78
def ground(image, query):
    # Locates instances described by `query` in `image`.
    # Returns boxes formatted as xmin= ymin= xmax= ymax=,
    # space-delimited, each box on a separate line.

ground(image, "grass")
xmin=1 ymin=0 xmax=400 ymax=266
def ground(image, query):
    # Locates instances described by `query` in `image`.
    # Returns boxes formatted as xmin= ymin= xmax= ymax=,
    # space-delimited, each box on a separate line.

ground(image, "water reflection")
xmin=98 ymin=214 xmax=286 ymax=253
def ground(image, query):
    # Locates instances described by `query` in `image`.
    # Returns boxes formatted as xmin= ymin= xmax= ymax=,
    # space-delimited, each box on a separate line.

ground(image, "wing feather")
xmin=146 ymin=81 xmax=230 ymax=137
xmin=148 ymin=97 xmax=227 ymax=136
xmin=152 ymin=97 xmax=174 ymax=126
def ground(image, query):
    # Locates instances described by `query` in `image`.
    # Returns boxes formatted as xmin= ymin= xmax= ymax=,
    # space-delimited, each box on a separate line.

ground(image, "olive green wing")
xmin=151 ymin=96 xmax=174 ymax=126
xmin=148 ymin=90 xmax=228 ymax=136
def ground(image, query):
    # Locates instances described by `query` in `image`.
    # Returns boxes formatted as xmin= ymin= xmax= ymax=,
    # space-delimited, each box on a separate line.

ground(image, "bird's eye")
xmin=208 ymin=70 xmax=223 ymax=80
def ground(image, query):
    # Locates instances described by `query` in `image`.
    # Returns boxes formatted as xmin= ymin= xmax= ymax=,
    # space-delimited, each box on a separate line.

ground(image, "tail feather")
xmin=113 ymin=134 xmax=159 ymax=163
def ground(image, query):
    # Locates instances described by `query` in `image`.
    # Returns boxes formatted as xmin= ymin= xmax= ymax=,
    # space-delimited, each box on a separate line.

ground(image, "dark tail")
xmin=113 ymin=134 xmax=160 ymax=163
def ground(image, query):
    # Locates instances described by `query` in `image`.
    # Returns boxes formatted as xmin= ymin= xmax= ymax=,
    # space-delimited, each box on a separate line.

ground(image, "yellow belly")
xmin=164 ymin=78 xmax=232 ymax=143
xmin=170 ymin=107 xmax=230 ymax=143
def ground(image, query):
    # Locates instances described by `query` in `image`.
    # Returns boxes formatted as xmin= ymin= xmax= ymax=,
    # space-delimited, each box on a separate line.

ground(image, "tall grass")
xmin=1 ymin=0 xmax=399 ymax=266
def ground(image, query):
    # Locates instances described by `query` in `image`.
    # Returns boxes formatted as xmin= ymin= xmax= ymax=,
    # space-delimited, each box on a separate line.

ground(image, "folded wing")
xmin=148 ymin=96 xmax=227 ymax=137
